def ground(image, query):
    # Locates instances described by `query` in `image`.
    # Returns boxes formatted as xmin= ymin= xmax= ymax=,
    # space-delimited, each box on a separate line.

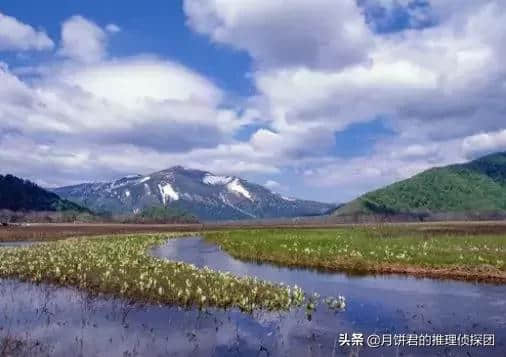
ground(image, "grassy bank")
xmin=204 ymin=228 xmax=506 ymax=282
xmin=0 ymin=234 xmax=304 ymax=312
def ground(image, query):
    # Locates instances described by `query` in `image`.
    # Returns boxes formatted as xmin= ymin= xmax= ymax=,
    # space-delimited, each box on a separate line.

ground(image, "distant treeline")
xmin=323 ymin=211 xmax=506 ymax=224
xmin=109 ymin=206 xmax=199 ymax=224
xmin=0 ymin=206 xmax=199 ymax=225
xmin=209 ymin=211 xmax=506 ymax=226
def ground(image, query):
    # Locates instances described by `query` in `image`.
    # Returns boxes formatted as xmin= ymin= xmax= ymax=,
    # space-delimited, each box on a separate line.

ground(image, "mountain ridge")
xmin=0 ymin=174 xmax=88 ymax=213
xmin=53 ymin=166 xmax=335 ymax=220
xmin=334 ymin=152 xmax=506 ymax=217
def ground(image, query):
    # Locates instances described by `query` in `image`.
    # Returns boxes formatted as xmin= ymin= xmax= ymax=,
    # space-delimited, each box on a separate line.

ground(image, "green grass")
xmin=204 ymin=228 xmax=506 ymax=281
xmin=0 ymin=233 xmax=304 ymax=312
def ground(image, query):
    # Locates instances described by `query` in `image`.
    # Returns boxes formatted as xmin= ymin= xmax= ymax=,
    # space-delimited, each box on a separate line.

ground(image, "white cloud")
xmin=462 ymin=130 xmax=506 ymax=159
xmin=183 ymin=0 xmax=506 ymax=200
xmin=184 ymin=0 xmax=374 ymax=71
xmin=59 ymin=57 xmax=223 ymax=110
xmin=0 ymin=12 xmax=54 ymax=51
xmin=0 ymin=56 xmax=245 ymax=146
xmin=264 ymin=180 xmax=281 ymax=190
xmin=0 ymin=15 xmax=257 ymax=184
xmin=302 ymin=146 xmax=460 ymax=201
xmin=390 ymin=144 xmax=440 ymax=160
xmin=59 ymin=16 xmax=107 ymax=63
xmin=105 ymin=24 xmax=121 ymax=33
xmin=256 ymin=1 xmax=505 ymax=135
xmin=264 ymin=179 xmax=291 ymax=194
xmin=250 ymin=126 xmax=334 ymax=160
xmin=2 ymin=3 xmax=506 ymax=202
xmin=0 ymin=38 xmax=266 ymax=185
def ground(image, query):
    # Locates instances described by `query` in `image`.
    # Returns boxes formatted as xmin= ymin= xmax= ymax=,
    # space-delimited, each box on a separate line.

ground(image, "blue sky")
xmin=0 ymin=0 xmax=505 ymax=202
xmin=1 ymin=0 xmax=254 ymax=94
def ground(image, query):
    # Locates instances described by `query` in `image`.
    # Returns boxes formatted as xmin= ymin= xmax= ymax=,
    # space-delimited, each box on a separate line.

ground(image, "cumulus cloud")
xmin=0 ymin=61 xmax=271 ymax=184
xmin=2 ymin=2 xmax=506 ymax=202
xmin=59 ymin=57 xmax=223 ymax=108
xmin=0 ymin=14 xmax=266 ymax=185
xmin=105 ymin=24 xmax=121 ymax=33
xmin=462 ymin=130 xmax=506 ymax=159
xmin=184 ymin=0 xmax=374 ymax=71
xmin=185 ymin=0 xmax=506 ymax=145
xmin=390 ymin=144 xmax=440 ymax=160
xmin=59 ymin=16 xmax=108 ymax=63
xmin=182 ymin=0 xmax=506 ymax=200
xmin=0 ymin=12 xmax=54 ymax=51
xmin=251 ymin=0 xmax=506 ymax=139
xmin=250 ymin=126 xmax=335 ymax=160
xmin=0 ymin=56 xmax=246 ymax=149
xmin=302 ymin=144 xmax=460 ymax=201
xmin=264 ymin=180 xmax=281 ymax=190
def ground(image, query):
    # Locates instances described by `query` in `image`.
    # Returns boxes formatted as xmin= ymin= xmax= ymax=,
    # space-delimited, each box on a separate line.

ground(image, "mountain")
xmin=0 ymin=174 xmax=88 ymax=212
xmin=53 ymin=166 xmax=335 ymax=220
xmin=334 ymin=152 xmax=506 ymax=217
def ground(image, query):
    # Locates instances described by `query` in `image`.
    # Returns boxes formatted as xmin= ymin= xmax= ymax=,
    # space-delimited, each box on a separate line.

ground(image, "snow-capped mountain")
xmin=52 ymin=166 xmax=335 ymax=220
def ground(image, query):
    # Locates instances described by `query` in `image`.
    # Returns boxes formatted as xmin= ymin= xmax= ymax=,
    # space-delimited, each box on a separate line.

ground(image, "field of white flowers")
xmin=0 ymin=234 xmax=305 ymax=312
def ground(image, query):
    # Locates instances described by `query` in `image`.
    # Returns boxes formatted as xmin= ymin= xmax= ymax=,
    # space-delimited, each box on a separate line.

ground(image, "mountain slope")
xmin=335 ymin=152 xmax=506 ymax=216
xmin=0 ymin=174 xmax=88 ymax=212
xmin=53 ymin=167 xmax=335 ymax=220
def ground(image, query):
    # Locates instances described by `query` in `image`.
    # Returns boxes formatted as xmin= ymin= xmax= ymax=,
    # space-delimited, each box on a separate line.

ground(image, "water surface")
xmin=0 ymin=236 xmax=504 ymax=356
xmin=152 ymin=237 xmax=506 ymax=355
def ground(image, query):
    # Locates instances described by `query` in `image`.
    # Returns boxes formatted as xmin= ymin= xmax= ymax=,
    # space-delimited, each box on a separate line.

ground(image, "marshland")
xmin=0 ymin=223 xmax=505 ymax=356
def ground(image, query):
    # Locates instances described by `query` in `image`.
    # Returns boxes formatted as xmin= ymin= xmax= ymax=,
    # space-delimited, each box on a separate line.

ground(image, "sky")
xmin=0 ymin=0 xmax=505 ymax=203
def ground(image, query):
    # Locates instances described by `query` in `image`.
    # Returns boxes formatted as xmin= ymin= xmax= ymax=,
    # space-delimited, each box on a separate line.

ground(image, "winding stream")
xmin=0 ymin=236 xmax=505 ymax=356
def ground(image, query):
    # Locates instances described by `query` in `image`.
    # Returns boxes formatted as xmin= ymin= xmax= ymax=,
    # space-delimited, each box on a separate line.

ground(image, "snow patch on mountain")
xmin=281 ymin=196 xmax=296 ymax=202
xmin=125 ymin=190 xmax=130 ymax=198
xmin=219 ymin=193 xmax=256 ymax=218
xmin=158 ymin=183 xmax=179 ymax=205
xmin=109 ymin=182 xmax=128 ymax=191
xmin=138 ymin=176 xmax=150 ymax=184
xmin=227 ymin=179 xmax=252 ymax=200
xmin=203 ymin=174 xmax=233 ymax=185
